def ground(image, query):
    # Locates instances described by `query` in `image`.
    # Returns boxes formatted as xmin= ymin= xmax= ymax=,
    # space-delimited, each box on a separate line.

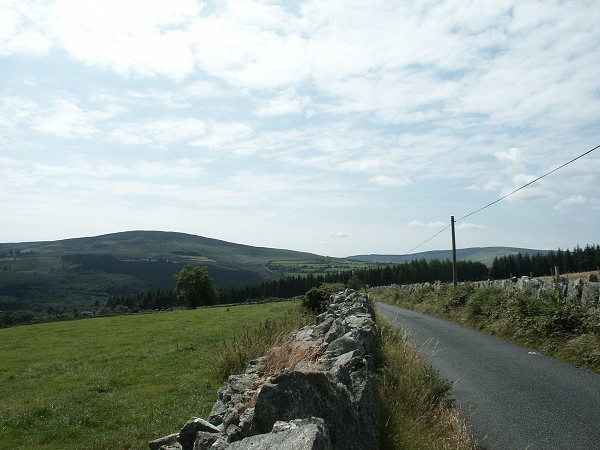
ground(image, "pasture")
xmin=0 ymin=301 xmax=308 ymax=449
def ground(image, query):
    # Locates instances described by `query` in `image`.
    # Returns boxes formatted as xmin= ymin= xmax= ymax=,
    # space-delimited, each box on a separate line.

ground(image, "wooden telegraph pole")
xmin=451 ymin=216 xmax=457 ymax=287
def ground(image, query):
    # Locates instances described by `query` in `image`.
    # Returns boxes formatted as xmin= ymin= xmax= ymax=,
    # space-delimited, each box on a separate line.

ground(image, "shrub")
xmin=464 ymin=287 xmax=505 ymax=321
xmin=442 ymin=284 xmax=475 ymax=311
xmin=301 ymin=283 xmax=344 ymax=314
xmin=346 ymin=274 xmax=363 ymax=290
xmin=561 ymin=334 xmax=600 ymax=370
xmin=539 ymin=301 xmax=586 ymax=336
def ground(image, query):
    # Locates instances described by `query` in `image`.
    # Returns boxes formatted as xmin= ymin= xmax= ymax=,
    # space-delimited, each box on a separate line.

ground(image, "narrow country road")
xmin=377 ymin=302 xmax=600 ymax=450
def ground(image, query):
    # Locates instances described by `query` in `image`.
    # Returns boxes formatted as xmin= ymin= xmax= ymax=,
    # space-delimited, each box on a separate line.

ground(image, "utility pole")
xmin=451 ymin=215 xmax=457 ymax=287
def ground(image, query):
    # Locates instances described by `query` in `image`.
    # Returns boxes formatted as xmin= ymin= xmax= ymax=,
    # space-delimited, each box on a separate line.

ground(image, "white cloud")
xmin=184 ymin=81 xmax=230 ymax=99
xmin=554 ymin=194 xmax=587 ymax=211
xmin=34 ymin=99 xmax=110 ymax=138
xmin=0 ymin=1 xmax=53 ymax=56
xmin=468 ymin=179 xmax=503 ymax=192
xmin=192 ymin=122 xmax=254 ymax=150
xmin=0 ymin=96 xmax=39 ymax=129
xmin=330 ymin=231 xmax=349 ymax=238
xmin=457 ymin=222 xmax=484 ymax=230
xmin=51 ymin=0 xmax=200 ymax=80
xmin=369 ymin=175 xmax=411 ymax=187
xmin=111 ymin=118 xmax=207 ymax=147
xmin=495 ymin=148 xmax=521 ymax=163
xmin=408 ymin=220 xmax=447 ymax=229
xmin=255 ymin=89 xmax=310 ymax=116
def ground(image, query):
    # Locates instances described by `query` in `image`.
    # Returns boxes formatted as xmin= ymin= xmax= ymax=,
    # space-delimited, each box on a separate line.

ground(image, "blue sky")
xmin=1 ymin=0 xmax=599 ymax=257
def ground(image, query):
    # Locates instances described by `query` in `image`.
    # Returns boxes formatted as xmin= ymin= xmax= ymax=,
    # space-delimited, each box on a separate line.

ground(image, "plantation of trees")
xmin=106 ymin=258 xmax=489 ymax=310
xmin=490 ymin=244 xmax=600 ymax=279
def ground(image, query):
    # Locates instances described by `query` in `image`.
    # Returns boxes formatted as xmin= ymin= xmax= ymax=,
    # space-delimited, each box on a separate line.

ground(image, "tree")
xmin=347 ymin=274 xmax=363 ymax=290
xmin=173 ymin=265 xmax=218 ymax=308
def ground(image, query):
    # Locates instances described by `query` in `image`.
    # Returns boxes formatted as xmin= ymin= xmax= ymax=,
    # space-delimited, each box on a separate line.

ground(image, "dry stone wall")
xmin=388 ymin=276 xmax=600 ymax=304
xmin=149 ymin=289 xmax=380 ymax=450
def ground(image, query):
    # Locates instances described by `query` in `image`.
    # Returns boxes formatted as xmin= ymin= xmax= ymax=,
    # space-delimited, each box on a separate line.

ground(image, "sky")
xmin=1 ymin=0 xmax=599 ymax=257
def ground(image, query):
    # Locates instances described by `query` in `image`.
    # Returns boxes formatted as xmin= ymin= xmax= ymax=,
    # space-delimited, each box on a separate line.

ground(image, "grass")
xmin=0 ymin=284 xmax=485 ymax=450
xmin=376 ymin=314 xmax=475 ymax=450
xmin=372 ymin=284 xmax=600 ymax=374
xmin=0 ymin=301 xmax=310 ymax=449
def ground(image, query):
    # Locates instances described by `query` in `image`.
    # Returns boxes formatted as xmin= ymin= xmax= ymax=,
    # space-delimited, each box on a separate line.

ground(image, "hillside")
xmin=0 ymin=231 xmax=364 ymax=312
xmin=1 ymin=230 xmax=320 ymax=267
xmin=348 ymin=246 xmax=550 ymax=267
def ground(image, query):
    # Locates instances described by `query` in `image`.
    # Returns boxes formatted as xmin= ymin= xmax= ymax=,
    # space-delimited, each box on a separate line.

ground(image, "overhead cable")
xmin=402 ymin=143 xmax=600 ymax=256
xmin=456 ymin=143 xmax=600 ymax=222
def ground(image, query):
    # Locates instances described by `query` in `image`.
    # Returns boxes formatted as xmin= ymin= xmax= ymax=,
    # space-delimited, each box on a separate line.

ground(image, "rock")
xmin=323 ymin=319 xmax=348 ymax=344
xmin=313 ymin=316 xmax=334 ymax=336
xmin=588 ymin=273 xmax=599 ymax=282
xmin=326 ymin=332 xmax=365 ymax=357
xmin=191 ymin=431 xmax=220 ymax=450
xmin=178 ymin=418 xmax=220 ymax=450
xmin=227 ymin=417 xmax=332 ymax=450
xmin=149 ymin=433 xmax=180 ymax=450
xmin=252 ymin=369 xmax=378 ymax=449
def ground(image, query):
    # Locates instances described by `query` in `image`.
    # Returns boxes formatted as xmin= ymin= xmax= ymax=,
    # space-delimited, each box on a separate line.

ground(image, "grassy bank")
xmin=372 ymin=284 xmax=600 ymax=374
xmin=0 ymin=301 xmax=310 ymax=449
xmin=376 ymin=314 xmax=475 ymax=449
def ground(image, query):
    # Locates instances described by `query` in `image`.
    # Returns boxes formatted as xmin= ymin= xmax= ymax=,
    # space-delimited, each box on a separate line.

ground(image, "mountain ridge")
xmin=0 ymin=230 xmax=320 ymax=261
xmin=1 ymin=231 xmax=550 ymax=268
xmin=347 ymin=246 xmax=550 ymax=267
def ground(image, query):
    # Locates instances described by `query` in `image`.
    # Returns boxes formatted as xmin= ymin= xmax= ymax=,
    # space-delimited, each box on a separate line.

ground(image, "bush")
xmin=464 ymin=287 xmax=505 ymax=321
xmin=302 ymin=283 xmax=344 ymax=314
xmin=442 ymin=284 xmax=475 ymax=311
xmin=346 ymin=274 xmax=363 ymax=290
xmin=2 ymin=310 xmax=36 ymax=326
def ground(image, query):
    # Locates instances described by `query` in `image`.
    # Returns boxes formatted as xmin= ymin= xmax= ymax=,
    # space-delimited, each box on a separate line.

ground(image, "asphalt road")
xmin=377 ymin=302 xmax=600 ymax=450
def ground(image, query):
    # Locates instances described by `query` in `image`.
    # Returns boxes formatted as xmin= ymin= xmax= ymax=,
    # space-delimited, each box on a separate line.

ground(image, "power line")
xmin=456 ymin=143 xmax=600 ymax=223
xmin=401 ymin=143 xmax=599 ymax=256
xmin=403 ymin=224 xmax=450 ymax=255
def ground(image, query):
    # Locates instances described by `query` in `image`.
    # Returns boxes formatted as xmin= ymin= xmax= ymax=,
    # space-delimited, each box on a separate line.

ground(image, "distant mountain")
xmin=2 ymin=230 xmax=322 ymax=274
xmin=0 ymin=231 xmax=341 ymax=310
xmin=347 ymin=247 xmax=550 ymax=267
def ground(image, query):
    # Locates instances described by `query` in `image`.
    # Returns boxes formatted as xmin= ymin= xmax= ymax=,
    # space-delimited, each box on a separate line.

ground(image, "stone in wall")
xmin=150 ymin=289 xmax=380 ymax=450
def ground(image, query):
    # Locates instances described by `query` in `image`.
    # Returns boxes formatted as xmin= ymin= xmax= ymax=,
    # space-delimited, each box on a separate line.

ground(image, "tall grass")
xmin=0 ymin=301 xmax=310 ymax=449
xmin=376 ymin=315 xmax=475 ymax=450
xmin=212 ymin=302 xmax=314 ymax=378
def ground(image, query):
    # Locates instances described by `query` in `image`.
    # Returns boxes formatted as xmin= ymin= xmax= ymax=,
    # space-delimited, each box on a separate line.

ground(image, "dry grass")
xmin=212 ymin=302 xmax=314 ymax=379
xmin=260 ymin=334 xmax=324 ymax=376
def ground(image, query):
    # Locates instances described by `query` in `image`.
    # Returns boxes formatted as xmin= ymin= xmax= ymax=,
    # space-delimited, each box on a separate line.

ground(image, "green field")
xmin=0 ymin=301 xmax=309 ymax=449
